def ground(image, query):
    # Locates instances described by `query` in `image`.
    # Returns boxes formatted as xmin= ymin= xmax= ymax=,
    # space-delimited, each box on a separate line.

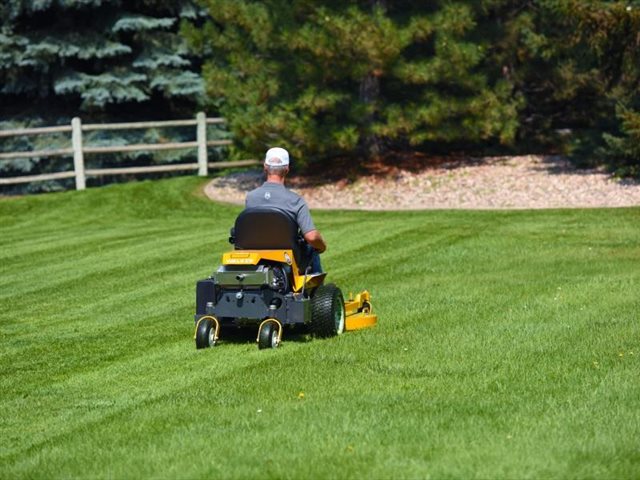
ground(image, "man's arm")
xmin=304 ymin=229 xmax=326 ymax=253
xmin=296 ymin=199 xmax=326 ymax=252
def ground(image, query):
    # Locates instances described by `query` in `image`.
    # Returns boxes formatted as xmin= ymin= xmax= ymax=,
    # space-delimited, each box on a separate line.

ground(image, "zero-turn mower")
xmin=194 ymin=207 xmax=377 ymax=349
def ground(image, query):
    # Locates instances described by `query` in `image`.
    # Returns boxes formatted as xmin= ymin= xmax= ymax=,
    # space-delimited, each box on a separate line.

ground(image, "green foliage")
xmin=0 ymin=1 xmax=205 ymax=109
xmin=54 ymin=72 xmax=149 ymax=106
xmin=602 ymin=105 xmax=640 ymax=177
xmin=478 ymin=1 xmax=600 ymax=149
xmin=185 ymin=1 xmax=520 ymax=165
xmin=0 ymin=0 xmax=214 ymax=189
xmin=481 ymin=0 xmax=640 ymax=173
xmin=564 ymin=0 xmax=640 ymax=174
xmin=112 ymin=15 xmax=177 ymax=32
xmin=1 ymin=178 xmax=639 ymax=477
xmin=3 ymin=0 xmax=640 ymax=186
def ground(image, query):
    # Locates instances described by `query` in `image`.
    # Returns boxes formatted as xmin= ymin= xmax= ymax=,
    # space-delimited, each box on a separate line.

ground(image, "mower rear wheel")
xmin=195 ymin=318 xmax=217 ymax=349
xmin=258 ymin=322 xmax=280 ymax=349
xmin=310 ymin=284 xmax=345 ymax=338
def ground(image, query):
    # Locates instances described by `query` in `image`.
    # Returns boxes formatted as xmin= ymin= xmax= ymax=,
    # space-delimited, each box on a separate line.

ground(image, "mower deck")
xmin=344 ymin=290 xmax=378 ymax=331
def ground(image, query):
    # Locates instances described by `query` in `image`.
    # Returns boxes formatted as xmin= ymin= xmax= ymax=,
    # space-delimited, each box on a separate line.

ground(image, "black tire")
xmin=310 ymin=284 xmax=345 ymax=338
xmin=258 ymin=322 xmax=280 ymax=349
xmin=195 ymin=318 xmax=217 ymax=349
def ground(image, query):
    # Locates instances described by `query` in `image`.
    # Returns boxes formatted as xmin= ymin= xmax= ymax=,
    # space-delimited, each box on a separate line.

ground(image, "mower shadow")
xmin=217 ymin=325 xmax=313 ymax=346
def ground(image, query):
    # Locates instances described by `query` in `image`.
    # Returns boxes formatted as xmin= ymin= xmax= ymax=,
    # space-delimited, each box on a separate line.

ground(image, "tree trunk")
xmin=359 ymin=0 xmax=386 ymax=158
xmin=359 ymin=71 xmax=381 ymax=157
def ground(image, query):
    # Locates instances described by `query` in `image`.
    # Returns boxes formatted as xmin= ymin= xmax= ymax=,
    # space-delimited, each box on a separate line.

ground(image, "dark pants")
xmin=305 ymin=244 xmax=323 ymax=274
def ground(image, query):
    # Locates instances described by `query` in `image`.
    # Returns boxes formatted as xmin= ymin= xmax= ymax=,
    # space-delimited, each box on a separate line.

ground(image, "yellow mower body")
xmin=222 ymin=249 xmax=377 ymax=332
xmin=222 ymin=250 xmax=326 ymax=292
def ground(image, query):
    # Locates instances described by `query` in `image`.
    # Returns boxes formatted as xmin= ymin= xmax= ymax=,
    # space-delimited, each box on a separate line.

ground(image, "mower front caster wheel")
xmin=258 ymin=322 xmax=280 ymax=350
xmin=195 ymin=318 xmax=217 ymax=349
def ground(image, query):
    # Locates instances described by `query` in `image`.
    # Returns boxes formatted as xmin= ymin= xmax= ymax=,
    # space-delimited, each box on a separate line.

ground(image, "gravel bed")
xmin=204 ymin=155 xmax=640 ymax=210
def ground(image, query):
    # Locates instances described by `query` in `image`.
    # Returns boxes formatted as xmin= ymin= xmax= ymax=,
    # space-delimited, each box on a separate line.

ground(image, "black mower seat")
xmin=232 ymin=207 xmax=311 ymax=273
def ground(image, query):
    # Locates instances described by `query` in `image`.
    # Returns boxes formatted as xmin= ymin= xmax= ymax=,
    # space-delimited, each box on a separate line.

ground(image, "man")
xmin=245 ymin=147 xmax=326 ymax=273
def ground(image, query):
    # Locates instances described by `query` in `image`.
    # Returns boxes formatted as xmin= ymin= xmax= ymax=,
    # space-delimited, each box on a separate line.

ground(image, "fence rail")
xmin=0 ymin=112 xmax=256 ymax=190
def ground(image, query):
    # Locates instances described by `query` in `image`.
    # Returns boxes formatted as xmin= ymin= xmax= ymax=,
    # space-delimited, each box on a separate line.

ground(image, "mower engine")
xmin=196 ymin=263 xmax=311 ymax=326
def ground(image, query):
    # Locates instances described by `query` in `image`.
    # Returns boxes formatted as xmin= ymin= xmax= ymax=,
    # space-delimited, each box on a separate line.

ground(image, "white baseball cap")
xmin=265 ymin=147 xmax=290 ymax=166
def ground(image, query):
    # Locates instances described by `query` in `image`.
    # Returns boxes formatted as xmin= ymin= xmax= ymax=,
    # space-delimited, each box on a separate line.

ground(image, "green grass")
xmin=1 ymin=176 xmax=639 ymax=479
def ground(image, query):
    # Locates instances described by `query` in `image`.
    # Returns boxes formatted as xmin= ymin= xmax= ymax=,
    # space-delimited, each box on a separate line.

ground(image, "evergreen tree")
xmin=602 ymin=105 xmax=640 ymax=176
xmin=482 ymin=0 xmax=640 ymax=175
xmin=0 ymin=0 xmax=209 ymax=191
xmin=478 ymin=0 xmax=601 ymax=150
xmin=185 ymin=0 xmax=520 ymax=165
xmin=565 ymin=0 xmax=640 ymax=175
xmin=0 ymin=0 xmax=204 ymax=118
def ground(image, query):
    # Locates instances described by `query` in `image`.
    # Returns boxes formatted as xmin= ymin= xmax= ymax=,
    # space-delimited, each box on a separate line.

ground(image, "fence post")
xmin=196 ymin=112 xmax=208 ymax=176
xmin=71 ymin=117 xmax=86 ymax=190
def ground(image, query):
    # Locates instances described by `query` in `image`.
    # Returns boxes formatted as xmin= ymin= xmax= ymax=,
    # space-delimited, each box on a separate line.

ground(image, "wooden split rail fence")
xmin=0 ymin=112 xmax=258 ymax=190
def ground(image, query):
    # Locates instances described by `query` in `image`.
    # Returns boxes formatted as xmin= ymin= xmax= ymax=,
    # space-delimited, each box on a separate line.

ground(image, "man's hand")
xmin=303 ymin=229 xmax=327 ymax=253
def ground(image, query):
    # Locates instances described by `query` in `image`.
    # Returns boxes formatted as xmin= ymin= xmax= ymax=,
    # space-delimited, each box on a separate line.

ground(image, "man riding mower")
xmin=193 ymin=207 xmax=377 ymax=349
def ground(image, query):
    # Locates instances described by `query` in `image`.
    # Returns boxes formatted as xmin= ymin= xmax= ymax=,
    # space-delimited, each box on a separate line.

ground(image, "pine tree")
xmin=0 ymin=0 xmax=204 ymax=116
xmin=565 ymin=0 xmax=640 ymax=176
xmin=477 ymin=1 xmax=600 ymax=150
xmin=481 ymin=0 xmax=640 ymax=175
xmin=0 ymin=0 xmax=209 ymax=191
xmin=602 ymin=105 xmax=640 ymax=177
xmin=185 ymin=0 xmax=520 ymax=165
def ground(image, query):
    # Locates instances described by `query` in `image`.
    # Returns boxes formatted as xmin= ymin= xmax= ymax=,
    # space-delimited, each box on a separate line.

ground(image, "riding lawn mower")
xmin=194 ymin=207 xmax=377 ymax=349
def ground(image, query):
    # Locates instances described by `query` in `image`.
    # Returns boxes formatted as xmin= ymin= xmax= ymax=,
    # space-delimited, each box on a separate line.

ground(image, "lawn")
xmin=1 ymin=177 xmax=639 ymax=479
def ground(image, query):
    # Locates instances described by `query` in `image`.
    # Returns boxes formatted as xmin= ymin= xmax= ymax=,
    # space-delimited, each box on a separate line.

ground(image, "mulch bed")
xmin=205 ymin=155 xmax=640 ymax=210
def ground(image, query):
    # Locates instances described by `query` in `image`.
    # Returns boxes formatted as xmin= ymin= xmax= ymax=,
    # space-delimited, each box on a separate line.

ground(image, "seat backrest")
xmin=233 ymin=208 xmax=310 ymax=273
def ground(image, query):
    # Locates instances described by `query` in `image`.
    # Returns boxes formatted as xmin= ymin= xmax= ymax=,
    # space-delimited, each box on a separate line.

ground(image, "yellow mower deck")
xmin=344 ymin=290 xmax=377 ymax=331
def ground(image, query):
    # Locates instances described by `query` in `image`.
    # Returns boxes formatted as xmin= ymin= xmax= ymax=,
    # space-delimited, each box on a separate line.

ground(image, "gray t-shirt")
xmin=245 ymin=182 xmax=316 ymax=234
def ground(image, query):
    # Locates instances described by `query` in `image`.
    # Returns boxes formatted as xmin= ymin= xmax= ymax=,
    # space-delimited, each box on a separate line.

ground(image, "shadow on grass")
xmin=214 ymin=325 xmax=313 ymax=347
